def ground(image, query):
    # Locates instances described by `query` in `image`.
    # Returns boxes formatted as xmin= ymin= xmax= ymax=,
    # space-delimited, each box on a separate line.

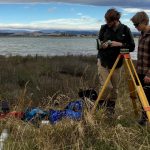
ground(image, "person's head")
xmin=131 ymin=11 xmax=149 ymax=31
xmin=105 ymin=8 xmax=121 ymax=28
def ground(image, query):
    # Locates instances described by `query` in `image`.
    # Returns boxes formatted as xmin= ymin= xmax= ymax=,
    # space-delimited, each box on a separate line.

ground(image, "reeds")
xmin=0 ymin=55 xmax=150 ymax=150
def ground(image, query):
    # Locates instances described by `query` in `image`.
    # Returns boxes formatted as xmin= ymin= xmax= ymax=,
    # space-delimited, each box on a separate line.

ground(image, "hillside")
xmin=0 ymin=29 xmax=140 ymax=37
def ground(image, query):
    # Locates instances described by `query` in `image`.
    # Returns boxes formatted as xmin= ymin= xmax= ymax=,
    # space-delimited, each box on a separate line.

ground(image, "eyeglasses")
xmin=134 ymin=23 xmax=140 ymax=27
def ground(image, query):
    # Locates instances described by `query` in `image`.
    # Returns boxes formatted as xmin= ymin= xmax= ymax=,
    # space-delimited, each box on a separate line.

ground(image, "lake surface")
xmin=0 ymin=37 xmax=138 ymax=59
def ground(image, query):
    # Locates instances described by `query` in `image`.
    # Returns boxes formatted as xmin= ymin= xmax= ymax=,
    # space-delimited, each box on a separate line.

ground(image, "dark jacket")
xmin=97 ymin=23 xmax=135 ymax=69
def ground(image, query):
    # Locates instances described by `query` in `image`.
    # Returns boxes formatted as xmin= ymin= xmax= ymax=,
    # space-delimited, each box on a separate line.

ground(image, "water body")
xmin=0 ymin=37 xmax=138 ymax=59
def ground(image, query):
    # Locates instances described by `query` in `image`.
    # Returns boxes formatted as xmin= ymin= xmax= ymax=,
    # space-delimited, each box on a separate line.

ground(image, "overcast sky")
xmin=0 ymin=0 xmax=149 ymax=31
xmin=0 ymin=0 xmax=149 ymax=9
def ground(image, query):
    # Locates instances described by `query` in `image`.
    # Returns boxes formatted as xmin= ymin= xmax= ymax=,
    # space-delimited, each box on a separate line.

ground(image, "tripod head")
xmin=120 ymin=49 xmax=129 ymax=54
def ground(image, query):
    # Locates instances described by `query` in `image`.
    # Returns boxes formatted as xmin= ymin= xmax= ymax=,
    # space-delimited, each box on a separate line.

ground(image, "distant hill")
xmin=132 ymin=32 xmax=140 ymax=37
xmin=0 ymin=29 xmax=139 ymax=37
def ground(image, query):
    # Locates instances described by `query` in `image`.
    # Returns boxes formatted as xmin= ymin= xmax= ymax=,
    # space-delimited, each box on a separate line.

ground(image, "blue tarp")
xmin=22 ymin=100 xmax=83 ymax=124
xmin=22 ymin=107 xmax=47 ymax=124
xmin=49 ymin=100 xmax=83 ymax=124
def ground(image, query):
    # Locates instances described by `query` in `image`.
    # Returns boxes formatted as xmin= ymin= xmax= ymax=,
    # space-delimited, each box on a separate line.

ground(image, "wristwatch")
xmin=107 ymin=40 xmax=112 ymax=47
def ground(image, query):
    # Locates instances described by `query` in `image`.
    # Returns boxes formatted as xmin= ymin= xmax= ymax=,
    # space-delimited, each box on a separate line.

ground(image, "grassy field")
xmin=0 ymin=55 xmax=150 ymax=150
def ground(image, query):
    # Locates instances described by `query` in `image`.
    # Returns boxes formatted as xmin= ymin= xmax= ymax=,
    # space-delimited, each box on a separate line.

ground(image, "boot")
xmin=105 ymin=101 xmax=115 ymax=119
xmin=97 ymin=100 xmax=108 ymax=109
xmin=98 ymin=100 xmax=105 ymax=108
xmin=138 ymin=111 xmax=147 ymax=126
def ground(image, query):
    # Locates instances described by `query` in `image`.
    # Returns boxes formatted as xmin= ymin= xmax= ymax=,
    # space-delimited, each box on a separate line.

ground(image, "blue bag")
xmin=22 ymin=107 xmax=47 ymax=122
xmin=49 ymin=109 xmax=65 ymax=124
xmin=49 ymin=100 xmax=83 ymax=124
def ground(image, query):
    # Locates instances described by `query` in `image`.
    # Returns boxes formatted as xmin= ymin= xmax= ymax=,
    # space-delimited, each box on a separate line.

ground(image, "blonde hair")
xmin=131 ymin=11 xmax=149 ymax=25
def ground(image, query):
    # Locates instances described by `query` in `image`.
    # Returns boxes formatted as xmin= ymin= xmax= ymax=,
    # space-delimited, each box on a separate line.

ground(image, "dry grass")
xmin=0 ymin=55 xmax=150 ymax=150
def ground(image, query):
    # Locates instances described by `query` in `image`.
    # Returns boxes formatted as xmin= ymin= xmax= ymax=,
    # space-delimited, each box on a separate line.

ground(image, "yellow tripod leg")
xmin=128 ymin=79 xmax=138 ymax=117
xmin=124 ymin=58 xmax=150 ymax=122
xmin=129 ymin=59 xmax=150 ymax=121
xmin=92 ymin=55 xmax=120 ymax=113
xmin=123 ymin=59 xmax=138 ymax=117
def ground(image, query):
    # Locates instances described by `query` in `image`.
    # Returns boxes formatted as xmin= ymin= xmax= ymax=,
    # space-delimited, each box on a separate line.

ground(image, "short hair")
xmin=105 ymin=8 xmax=121 ymax=22
xmin=131 ymin=11 xmax=149 ymax=25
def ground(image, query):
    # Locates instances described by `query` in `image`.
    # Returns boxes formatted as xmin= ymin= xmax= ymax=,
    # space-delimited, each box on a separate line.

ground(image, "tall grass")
xmin=0 ymin=55 xmax=98 ymax=105
xmin=0 ymin=55 xmax=150 ymax=150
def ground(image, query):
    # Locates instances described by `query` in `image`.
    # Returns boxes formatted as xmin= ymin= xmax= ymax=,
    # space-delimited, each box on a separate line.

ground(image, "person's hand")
xmin=144 ymin=76 xmax=150 ymax=84
xmin=111 ymin=41 xmax=122 ymax=47
xmin=102 ymin=42 xmax=109 ymax=49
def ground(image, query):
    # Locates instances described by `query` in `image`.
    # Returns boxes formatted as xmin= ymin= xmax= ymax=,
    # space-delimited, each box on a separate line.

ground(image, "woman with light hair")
xmin=131 ymin=11 xmax=150 ymax=126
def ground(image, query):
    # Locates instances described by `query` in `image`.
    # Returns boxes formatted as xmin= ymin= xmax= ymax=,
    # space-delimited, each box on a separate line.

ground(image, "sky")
xmin=0 ymin=0 xmax=149 ymax=32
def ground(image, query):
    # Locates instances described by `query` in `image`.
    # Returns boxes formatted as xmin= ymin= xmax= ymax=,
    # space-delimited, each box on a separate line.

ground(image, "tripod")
xmin=92 ymin=49 xmax=150 ymax=122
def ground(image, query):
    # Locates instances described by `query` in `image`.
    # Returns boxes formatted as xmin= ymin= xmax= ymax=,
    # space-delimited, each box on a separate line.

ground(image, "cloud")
xmin=0 ymin=16 xmax=101 ymax=30
xmin=0 ymin=0 xmax=150 ymax=9
xmin=123 ymin=8 xmax=150 ymax=14
xmin=122 ymin=8 xmax=150 ymax=22
xmin=48 ymin=7 xmax=56 ymax=13
xmin=77 ymin=13 xmax=83 ymax=16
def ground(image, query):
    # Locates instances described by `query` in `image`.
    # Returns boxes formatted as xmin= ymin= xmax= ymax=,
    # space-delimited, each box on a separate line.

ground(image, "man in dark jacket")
xmin=97 ymin=8 xmax=135 ymax=118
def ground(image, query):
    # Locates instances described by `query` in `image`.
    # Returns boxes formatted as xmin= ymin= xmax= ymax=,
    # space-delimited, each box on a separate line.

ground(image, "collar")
xmin=106 ymin=21 xmax=122 ymax=31
xmin=113 ymin=22 xmax=120 ymax=31
xmin=141 ymin=28 xmax=150 ymax=37
xmin=145 ymin=29 xmax=150 ymax=35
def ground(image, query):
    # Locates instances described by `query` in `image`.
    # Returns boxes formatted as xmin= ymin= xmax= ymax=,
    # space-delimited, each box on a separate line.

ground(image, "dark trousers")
xmin=138 ymin=74 xmax=150 ymax=122
xmin=138 ymin=74 xmax=150 ymax=103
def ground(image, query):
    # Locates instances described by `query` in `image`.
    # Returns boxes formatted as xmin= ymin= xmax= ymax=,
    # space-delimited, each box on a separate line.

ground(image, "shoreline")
xmin=0 ymin=54 xmax=137 ymax=61
xmin=0 ymin=37 xmax=138 ymax=59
